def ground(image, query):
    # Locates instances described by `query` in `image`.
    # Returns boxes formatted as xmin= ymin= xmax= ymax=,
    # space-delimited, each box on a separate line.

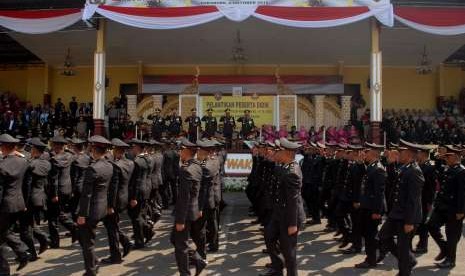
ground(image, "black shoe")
xmin=434 ymin=251 xmax=447 ymax=262
xmin=354 ymin=261 xmax=376 ymax=269
xmin=145 ymin=229 xmax=155 ymax=244
xmin=71 ymin=229 xmax=79 ymax=244
xmin=100 ymin=257 xmax=123 ymax=265
xmin=413 ymin=247 xmax=427 ymax=254
xmin=123 ymin=242 xmax=132 ymax=258
xmin=262 ymin=249 xmax=269 ymax=254
xmin=258 ymin=268 xmax=283 ymax=276
xmin=436 ymin=259 xmax=455 ymax=269
xmin=29 ymin=255 xmax=39 ymax=262
xmin=410 ymin=259 xmax=418 ymax=270
xmin=17 ymin=253 xmax=30 ymax=271
xmin=339 ymin=240 xmax=350 ymax=249
xmin=49 ymin=242 xmax=60 ymax=249
xmin=207 ymin=247 xmax=218 ymax=253
xmin=307 ymin=219 xmax=321 ymax=225
xmin=39 ymin=240 xmax=49 ymax=255
xmin=376 ymin=252 xmax=387 ymax=264
xmin=194 ymin=259 xmax=207 ymax=276
xmin=341 ymin=247 xmax=361 ymax=255
xmin=133 ymin=243 xmax=145 ymax=250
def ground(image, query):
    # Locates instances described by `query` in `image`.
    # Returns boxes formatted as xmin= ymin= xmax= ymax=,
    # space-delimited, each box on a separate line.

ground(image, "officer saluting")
xmin=201 ymin=108 xmax=217 ymax=138
xmin=355 ymin=142 xmax=386 ymax=269
xmin=76 ymin=135 xmax=113 ymax=276
xmin=428 ymin=145 xmax=465 ymax=269
xmin=0 ymin=134 xmax=30 ymax=275
xmin=165 ymin=108 xmax=183 ymax=138
xmin=185 ymin=108 xmax=201 ymax=143
xmin=171 ymin=138 xmax=206 ymax=276
xmin=379 ymin=139 xmax=425 ymax=276
xmin=219 ymin=109 xmax=235 ymax=149
xmin=148 ymin=108 xmax=165 ymax=140
xmin=262 ymin=138 xmax=305 ymax=276
xmin=102 ymin=138 xmax=134 ymax=264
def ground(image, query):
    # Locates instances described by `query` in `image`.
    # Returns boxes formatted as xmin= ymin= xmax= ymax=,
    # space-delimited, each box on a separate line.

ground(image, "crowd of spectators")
xmin=2 ymin=90 xmax=465 ymax=146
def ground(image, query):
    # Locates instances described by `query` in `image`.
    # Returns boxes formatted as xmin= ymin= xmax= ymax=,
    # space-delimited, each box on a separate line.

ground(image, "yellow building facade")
xmin=0 ymin=64 xmax=464 ymax=110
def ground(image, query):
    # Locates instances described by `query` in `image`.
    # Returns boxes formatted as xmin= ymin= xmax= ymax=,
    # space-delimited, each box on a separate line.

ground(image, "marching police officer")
xmin=185 ymin=108 xmax=201 ymax=143
xmin=76 ymin=135 xmax=113 ymax=276
xmin=20 ymin=138 xmax=51 ymax=261
xmin=70 ymin=138 xmax=91 ymax=222
xmin=355 ymin=142 xmax=386 ymax=269
xmin=414 ymin=143 xmax=438 ymax=254
xmin=379 ymin=140 xmax=425 ymax=276
xmin=0 ymin=134 xmax=30 ymax=275
xmin=48 ymin=135 xmax=77 ymax=248
xmin=165 ymin=108 xmax=183 ymax=138
xmin=148 ymin=108 xmax=165 ymax=140
xmin=262 ymin=138 xmax=305 ymax=276
xmin=428 ymin=145 xmax=465 ymax=269
xmin=219 ymin=109 xmax=235 ymax=149
xmin=128 ymin=139 xmax=152 ymax=249
xmin=102 ymin=138 xmax=134 ymax=264
xmin=171 ymin=138 xmax=207 ymax=276
xmin=162 ymin=140 xmax=180 ymax=207
xmin=237 ymin=110 xmax=255 ymax=139
xmin=201 ymin=108 xmax=217 ymax=138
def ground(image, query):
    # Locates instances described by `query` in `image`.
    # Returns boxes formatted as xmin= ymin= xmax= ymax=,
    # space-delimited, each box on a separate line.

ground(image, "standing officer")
xmin=171 ymin=138 xmax=206 ymax=276
xmin=0 ymin=134 xmax=30 ymax=275
xmin=76 ymin=135 xmax=113 ymax=276
xmin=148 ymin=108 xmax=165 ymax=140
xmin=102 ymin=138 xmax=134 ymax=264
xmin=219 ymin=109 xmax=235 ymax=149
xmin=428 ymin=145 xmax=465 ymax=269
xmin=237 ymin=110 xmax=255 ymax=139
xmin=128 ymin=139 xmax=152 ymax=249
xmin=379 ymin=140 xmax=424 ymax=276
xmin=165 ymin=108 xmax=183 ymax=138
xmin=185 ymin=108 xmax=201 ymax=143
xmin=414 ymin=144 xmax=438 ymax=254
xmin=262 ymin=138 xmax=305 ymax=276
xmin=201 ymin=108 xmax=217 ymax=138
xmin=20 ymin=138 xmax=51 ymax=261
xmin=355 ymin=142 xmax=386 ymax=269
xmin=48 ymin=135 xmax=77 ymax=248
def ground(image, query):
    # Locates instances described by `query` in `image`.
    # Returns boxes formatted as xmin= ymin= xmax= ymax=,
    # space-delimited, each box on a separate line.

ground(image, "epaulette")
xmin=426 ymin=160 xmax=435 ymax=166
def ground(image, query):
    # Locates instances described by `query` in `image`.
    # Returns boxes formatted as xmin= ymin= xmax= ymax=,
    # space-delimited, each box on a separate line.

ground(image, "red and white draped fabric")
xmin=394 ymin=7 xmax=465 ymax=36
xmin=0 ymin=9 xmax=82 ymax=34
xmin=82 ymin=1 xmax=394 ymax=30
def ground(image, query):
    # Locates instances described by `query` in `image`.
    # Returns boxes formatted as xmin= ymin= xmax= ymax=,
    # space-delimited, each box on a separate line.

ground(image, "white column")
xmin=313 ymin=95 xmax=325 ymax=129
xmin=93 ymin=18 xmax=106 ymax=135
xmin=340 ymin=95 xmax=352 ymax=125
xmin=369 ymin=18 xmax=382 ymax=143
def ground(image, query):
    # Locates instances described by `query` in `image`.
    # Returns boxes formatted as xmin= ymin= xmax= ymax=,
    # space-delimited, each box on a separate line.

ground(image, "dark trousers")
xmin=206 ymin=207 xmax=219 ymax=250
xmin=103 ymin=212 xmax=131 ymax=261
xmin=416 ymin=204 xmax=430 ymax=249
xmin=47 ymin=197 xmax=75 ymax=247
xmin=171 ymin=220 xmax=204 ymax=276
xmin=379 ymin=218 xmax=416 ymax=276
xmin=359 ymin=209 xmax=381 ymax=265
xmin=160 ymin=184 xmax=172 ymax=208
xmin=166 ymin=178 xmax=178 ymax=205
xmin=191 ymin=215 xmax=207 ymax=260
xmin=264 ymin=219 xmax=298 ymax=276
xmin=350 ymin=207 xmax=362 ymax=249
xmin=128 ymin=201 xmax=150 ymax=247
xmin=0 ymin=212 xmax=29 ymax=275
xmin=335 ymin=200 xmax=352 ymax=241
xmin=78 ymin=220 xmax=99 ymax=276
xmin=308 ymin=183 xmax=321 ymax=221
xmin=428 ymin=209 xmax=463 ymax=263
xmin=19 ymin=207 xmax=48 ymax=258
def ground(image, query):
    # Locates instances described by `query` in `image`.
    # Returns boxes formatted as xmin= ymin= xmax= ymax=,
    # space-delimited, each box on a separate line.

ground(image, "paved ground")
xmin=8 ymin=192 xmax=465 ymax=276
